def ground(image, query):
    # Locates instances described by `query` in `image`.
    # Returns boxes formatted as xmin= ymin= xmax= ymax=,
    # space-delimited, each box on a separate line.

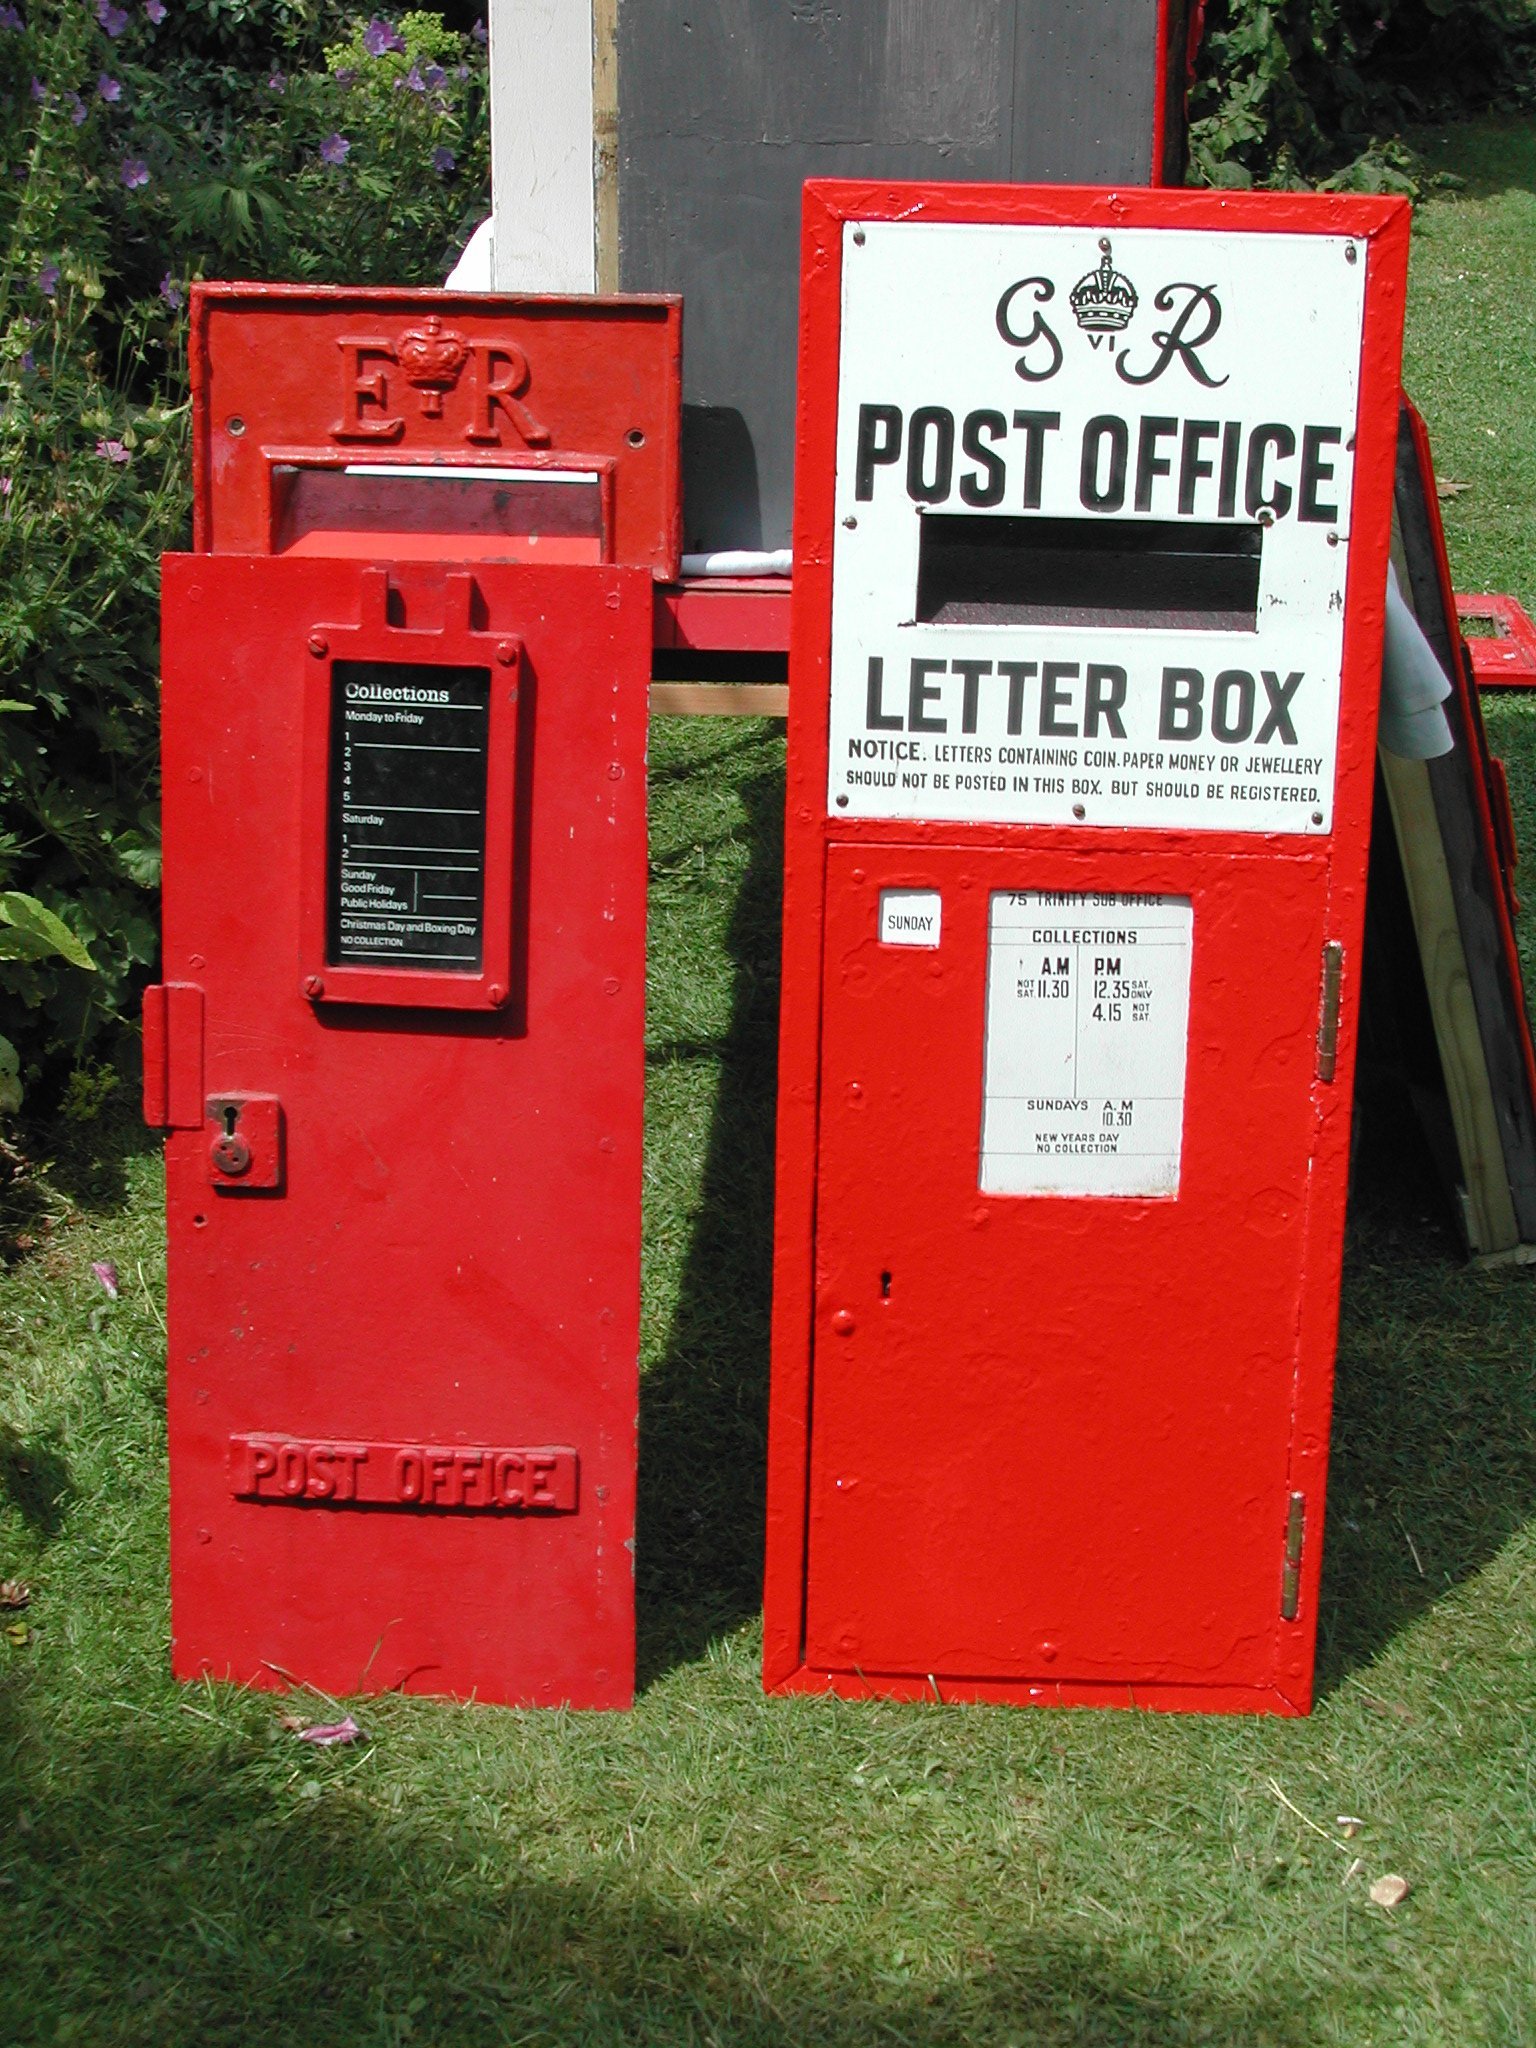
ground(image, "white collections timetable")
xmin=980 ymin=890 xmax=1194 ymax=1196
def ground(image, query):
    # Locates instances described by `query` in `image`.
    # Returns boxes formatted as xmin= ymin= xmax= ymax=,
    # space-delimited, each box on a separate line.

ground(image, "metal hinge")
xmin=1280 ymin=1491 xmax=1306 ymax=1620
xmin=141 ymin=982 xmax=205 ymax=1129
xmin=1316 ymin=942 xmax=1344 ymax=1082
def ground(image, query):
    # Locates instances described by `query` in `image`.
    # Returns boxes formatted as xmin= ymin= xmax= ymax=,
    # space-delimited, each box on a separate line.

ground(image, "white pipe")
xmin=680 ymin=549 xmax=792 ymax=578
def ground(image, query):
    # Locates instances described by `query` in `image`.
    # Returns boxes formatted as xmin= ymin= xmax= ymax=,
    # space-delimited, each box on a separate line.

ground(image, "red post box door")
xmin=155 ymin=553 xmax=648 ymax=1709
xmin=802 ymin=839 xmax=1339 ymax=1706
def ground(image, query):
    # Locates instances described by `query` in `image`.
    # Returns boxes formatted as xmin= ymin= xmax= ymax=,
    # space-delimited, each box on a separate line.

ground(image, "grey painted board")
xmin=617 ymin=0 xmax=1171 ymax=551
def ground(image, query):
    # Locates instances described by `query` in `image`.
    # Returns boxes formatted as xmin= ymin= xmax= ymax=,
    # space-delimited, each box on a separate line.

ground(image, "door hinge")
xmin=1316 ymin=941 xmax=1344 ymax=1082
xmin=1280 ymin=1491 xmax=1306 ymax=1620
xmin=142 ymin=982 xmax=205 ymax=1129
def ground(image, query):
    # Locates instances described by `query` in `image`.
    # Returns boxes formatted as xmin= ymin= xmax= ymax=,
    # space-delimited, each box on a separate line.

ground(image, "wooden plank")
xmin=1395 ymin=405 xmax=1536 ymax=1243
xmin=592 ymin=0 xmax=619 ymax=293
xmin=650 ymin=683 xmax=789 ymax=718
xmin=1378 ymin=748 xmax=1520 ymax=1255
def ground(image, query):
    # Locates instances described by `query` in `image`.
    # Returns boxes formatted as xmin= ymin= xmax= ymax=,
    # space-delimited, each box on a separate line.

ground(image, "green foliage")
xmin=0 ymin=889 xmax=96 ymax=1117
xmin=0 ymin=893 xmax=98 ymax=972
xmin=0 ymin=0 xmax=489 ymax=1092
xmin=1189 ymin=0 xmax=1536 ymax=188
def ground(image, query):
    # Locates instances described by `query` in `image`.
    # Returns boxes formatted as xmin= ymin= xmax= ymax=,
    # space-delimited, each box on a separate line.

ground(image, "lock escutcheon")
xmin=211 ymin=1132 xmax=252 ymax=1177
xmin=203 ymin=1094 xmax=283 ymax=1190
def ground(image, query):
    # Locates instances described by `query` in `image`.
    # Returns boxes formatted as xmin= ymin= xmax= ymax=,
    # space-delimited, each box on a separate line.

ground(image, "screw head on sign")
xmin=495 ymin=640 xmax=518 ymax=666
xmin=302 ymin=975 xmax=324 ymax=999
xmin=1072 ymin=803 xmax=1086 ymax=820
xmin=487 ymin=984 xmax=506 ymax=1006
xmin=307 ymin=634 xmax=329 ymax=658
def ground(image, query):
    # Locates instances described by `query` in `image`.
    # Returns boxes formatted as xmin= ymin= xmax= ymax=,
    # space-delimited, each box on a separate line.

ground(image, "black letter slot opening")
xmin=914 ymin=514 xmax=1262 ymax=633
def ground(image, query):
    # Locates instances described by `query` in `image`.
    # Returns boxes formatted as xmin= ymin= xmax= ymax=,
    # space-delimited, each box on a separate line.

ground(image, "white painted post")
xmin=487 ymin=0 xmax=597 ymax=293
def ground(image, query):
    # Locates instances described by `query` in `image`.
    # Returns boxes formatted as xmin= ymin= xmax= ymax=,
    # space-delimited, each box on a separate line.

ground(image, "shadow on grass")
xmin=1316 ymin=1082 xmax=1536 ymax=1694
xmin=636 ymin=741 xmax=785 ymax=1687
xmin=1411 ymin=111 xmax=1536 ymax=200
xmin=0 ymin=1693 xmax=1334 ymax=2048
xmin=2 ymin=1075 xmax=161 ymax=1260
xmin=0 ymin=1426 xmax=71 ymax=1539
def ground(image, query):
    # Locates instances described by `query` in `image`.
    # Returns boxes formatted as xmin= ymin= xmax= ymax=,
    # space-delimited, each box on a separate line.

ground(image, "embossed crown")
xmin=396 ymin=315 xmax=469 ymax=415
xmin=1070 ymin=239 xmax=1138 ymax=332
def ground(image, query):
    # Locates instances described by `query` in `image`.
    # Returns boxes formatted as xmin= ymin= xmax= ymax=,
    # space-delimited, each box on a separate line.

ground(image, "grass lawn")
xmin=2 ymin=119 xmax=1536 ymax=2047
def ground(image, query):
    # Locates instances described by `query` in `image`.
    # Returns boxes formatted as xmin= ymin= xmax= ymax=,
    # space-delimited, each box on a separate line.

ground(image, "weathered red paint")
xmin=1455 ymin=591 xmax=1536 ymax=691
xmin=189 ymin=283 xmax=682 ymax=578
xmin=764 ymin=182 xmax=1412 ymax=1716
xmin=150 ymin=290 xmax=662 ymax=1707
xmin=653 ymin=578 xmax=793 ymax=653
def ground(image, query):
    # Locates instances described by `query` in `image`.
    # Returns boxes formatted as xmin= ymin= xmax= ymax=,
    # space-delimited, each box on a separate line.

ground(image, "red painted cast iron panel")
xmin=158 ymin=554 xmax=648 ymax=1707
xmin=190 ymin=284 xmax=682 ymax=578
xmin=765 ymin=182 xmax=1411 ymax=1714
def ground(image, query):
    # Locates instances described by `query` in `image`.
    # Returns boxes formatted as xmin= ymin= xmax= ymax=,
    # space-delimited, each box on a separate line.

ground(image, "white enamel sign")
xmin=878 ymin=887 xmax=943 ymax=946
xmin=980 ymin=891 xmax=1194 ymax=1197
xmin=828 ymin=222 xmax=1368 ymax=833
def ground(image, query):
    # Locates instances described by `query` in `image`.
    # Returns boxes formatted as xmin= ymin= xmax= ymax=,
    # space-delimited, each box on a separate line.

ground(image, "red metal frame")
xmin=652 ymin=578 xmax=793 ymax=654
xmin=764 ymin=181 xmax=1411 ymax=1716
xmin=1455 ymin=591 xmax=1536 ymax=690
xmin=296 ymin=567 xmax=521 ymax=1012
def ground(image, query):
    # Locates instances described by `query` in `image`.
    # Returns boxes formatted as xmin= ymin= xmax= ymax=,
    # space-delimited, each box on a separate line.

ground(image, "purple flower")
xmin=403 ymin=63 xmax=424 ymax=91
xmin=471 ymin=16 xmax=486 ymax=44
xmin=266 ymin=70 xmax=284 ymax=92
xmin=36 ymin=262 xmax=59 ymax=295
xmin=98 ymin=72 xmax=121 ymax=101
xmin=422 ymin=62 xmax=445 ymax=88
xmin=91 ymin=1260 xmax=120 ymax=1297
xmin=96 ymin=439 xmax=130 ymax=464
xmin=120 ymin=156 xmax=149 ymax=188
xmin=29 ymin=75 xmax=45 ymax=99
xmin=333 ymin=65 xmax=355 ymax=84
xmin=20 ymin=351 xmax=34 ymax=373
xmin=145 ymin=0 xmax=166 ymax=19
xmin=455 ymin=63 xmax=468 ymax=79
xmin=96 ymin=0 xmax=129 ymax=35
xmin=319 ymin=131 xmax=350 ymax=166
xmin=361 ymin=15 xmax=404 ymax=56
xmin=431 ymin=145 xmax=455 ymax=175
xmin=1 ymin=477 xmax=12 ymax=497
xmin=0 ymin=6 xmax=25 ymax=30
xmin=158 ymin=270 xmax=182 ymax=310
xmin=66 ymin=90 xmax=86 ymax=124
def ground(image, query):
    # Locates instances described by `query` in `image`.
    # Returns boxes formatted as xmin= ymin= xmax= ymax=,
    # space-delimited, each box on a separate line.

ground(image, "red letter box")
xmin=764 ymin=186 xmax=1410 ymax=1714
xmin=147 ymin=287 xmax=679 ymax=1708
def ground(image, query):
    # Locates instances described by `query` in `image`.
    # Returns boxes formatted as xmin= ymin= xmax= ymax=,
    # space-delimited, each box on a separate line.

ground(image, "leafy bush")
xmin=0 ymin=0 xmax=488 ymax=1101
xmin=1189 ymin=0 xmax=1536 ymax=188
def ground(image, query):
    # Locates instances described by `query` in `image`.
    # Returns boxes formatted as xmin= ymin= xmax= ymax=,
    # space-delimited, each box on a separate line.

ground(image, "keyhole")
xmin=222 ymin=1105 xmax=238 ymax=1137
xmin=879 ymin=1270 xmax=892 ymax=1300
